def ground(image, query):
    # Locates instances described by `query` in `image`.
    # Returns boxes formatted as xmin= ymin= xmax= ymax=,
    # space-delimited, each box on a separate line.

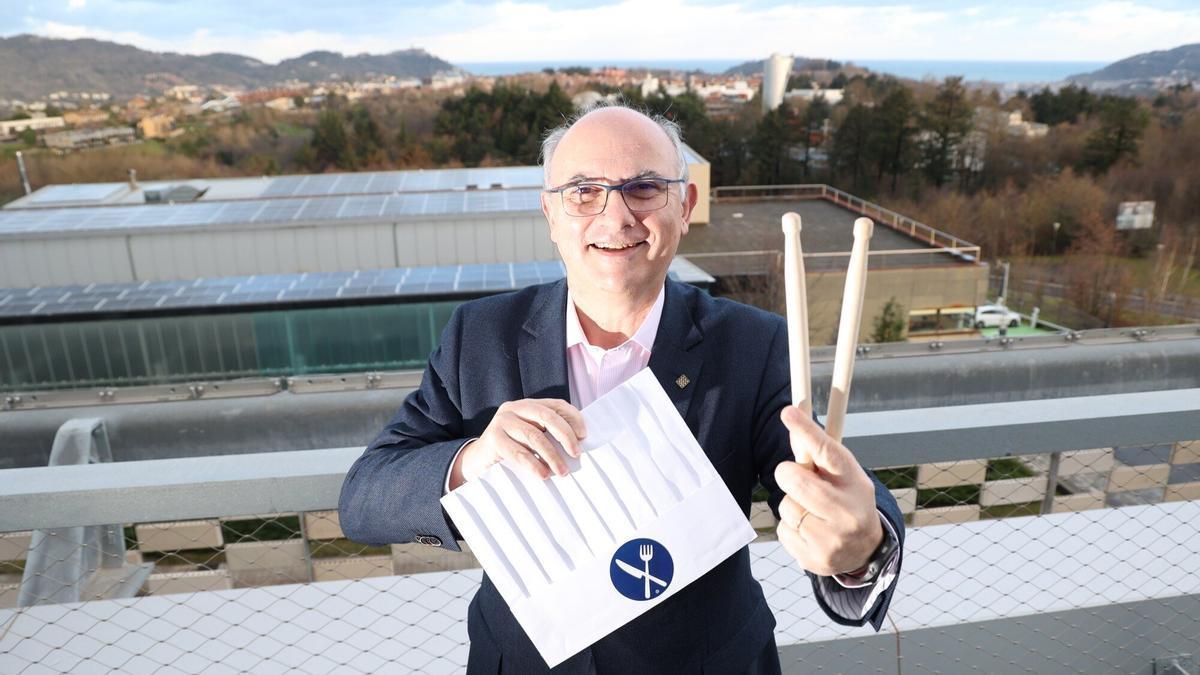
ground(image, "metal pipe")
xmin=16 ymin=151 xmax=32 ymax=195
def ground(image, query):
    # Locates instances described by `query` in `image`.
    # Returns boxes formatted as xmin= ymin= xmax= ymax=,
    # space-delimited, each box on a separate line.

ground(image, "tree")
xmin=869 ymin=87 xmax=916 ymax=192
xmin=1081 ymin=95 xmax=1149 ymax=174
xmin=350 ymin=105 xmax=385 ymax=166
xmin=919 ymin=77 xmax=973 ymax=188
xmin=831 ymin=104 xmax=873 ymax=192
xmin=1029 ymin=84 xmax=1095 ymax=126
xmin=310 ymin=108 xmax=354 ymax=169
xmin=749 ymin=105 xmax=801 ymax=184
xmin=799 ymin=96 xmax=831 ymax=178
xmin=870 ymin=298 xmax=906 ymax=343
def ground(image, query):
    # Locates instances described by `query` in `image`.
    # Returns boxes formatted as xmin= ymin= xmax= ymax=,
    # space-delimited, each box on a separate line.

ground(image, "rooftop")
xmin=680 ymin=198 xmax=969 ymax=275
xmin=3 ymin=145 xmax=708 ymax=211
xmin=0 ymin=258 xmax=714 ymax=323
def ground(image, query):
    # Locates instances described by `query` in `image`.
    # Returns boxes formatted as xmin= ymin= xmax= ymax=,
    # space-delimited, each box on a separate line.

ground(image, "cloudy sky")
xmin=2 ymin=0 xmax=1198 ymax=64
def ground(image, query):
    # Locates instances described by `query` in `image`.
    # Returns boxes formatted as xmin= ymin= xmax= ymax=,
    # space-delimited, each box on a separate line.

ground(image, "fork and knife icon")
xmin=615 ymin=544 xmax=667 ymax=599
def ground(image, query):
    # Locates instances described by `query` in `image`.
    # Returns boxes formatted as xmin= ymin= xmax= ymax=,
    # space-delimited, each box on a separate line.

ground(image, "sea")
xmin=458 ymin=59 xmax=1108 ymax=85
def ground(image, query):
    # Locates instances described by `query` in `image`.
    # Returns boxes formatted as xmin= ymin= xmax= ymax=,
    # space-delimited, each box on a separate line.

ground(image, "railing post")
xmin=1041 ymin=452 xmax=1062 ymax=515
xmin=18 ymin=419 xmax=151 ymax=606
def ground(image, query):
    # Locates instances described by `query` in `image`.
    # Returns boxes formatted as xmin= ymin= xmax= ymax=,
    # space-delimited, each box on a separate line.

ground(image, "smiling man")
xmin=339 ymin=104 xmax=903 ymax=674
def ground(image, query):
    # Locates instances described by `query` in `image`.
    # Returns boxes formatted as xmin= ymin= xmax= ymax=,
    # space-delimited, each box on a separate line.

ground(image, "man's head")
xmin=540 ymin=105 xmax=698 ymax=300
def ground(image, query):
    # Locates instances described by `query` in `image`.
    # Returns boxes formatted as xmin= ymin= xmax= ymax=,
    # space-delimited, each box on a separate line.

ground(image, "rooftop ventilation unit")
xmin=143 ymin=184 xmax=209 ymax=204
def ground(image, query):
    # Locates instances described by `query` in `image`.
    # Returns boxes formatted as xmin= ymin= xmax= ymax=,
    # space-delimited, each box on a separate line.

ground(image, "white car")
xmin=974 ymin=304 xmax=1021 ymax=328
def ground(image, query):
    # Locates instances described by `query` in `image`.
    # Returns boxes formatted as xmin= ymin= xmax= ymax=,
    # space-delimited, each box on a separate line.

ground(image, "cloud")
xmin=15 ymin=1 xmax=1200 ymax=64
xmin=421 ymin=0 xmax=954 ymax=62
xmin=67 ymin=0 xmax=87 ymax=9
xmin=40 ymin=20 xmax=172 ymax=51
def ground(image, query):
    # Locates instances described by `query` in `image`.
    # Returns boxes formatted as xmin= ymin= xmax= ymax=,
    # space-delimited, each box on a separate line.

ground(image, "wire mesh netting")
xmin=1 ymin=440 xmax=1197 ymax=673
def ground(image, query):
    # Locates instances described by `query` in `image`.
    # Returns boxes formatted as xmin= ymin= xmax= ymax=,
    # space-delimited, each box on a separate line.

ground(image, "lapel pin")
xmin=675 ymin=374 xmax=690 ymax=389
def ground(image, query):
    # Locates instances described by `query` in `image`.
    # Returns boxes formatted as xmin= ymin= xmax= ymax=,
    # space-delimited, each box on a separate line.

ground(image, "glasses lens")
xmin=562 ymin=184 xmax=607 ymax=216
xmin=620 ymin=180 xmax=669 ymax=213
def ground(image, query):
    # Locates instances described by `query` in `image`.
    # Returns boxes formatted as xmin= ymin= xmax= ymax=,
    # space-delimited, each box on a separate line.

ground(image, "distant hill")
xmin=722 ymin=57 xmax=844 ymax=77
xmin=0 ymin=34 xmax=461 ymax=101
xmin=1068 ymin=43 xmax=1199 ymax=92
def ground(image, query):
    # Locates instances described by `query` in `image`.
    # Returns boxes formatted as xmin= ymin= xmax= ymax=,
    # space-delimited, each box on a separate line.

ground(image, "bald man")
xmin=339 ymin=105 xmax=903 ymax=674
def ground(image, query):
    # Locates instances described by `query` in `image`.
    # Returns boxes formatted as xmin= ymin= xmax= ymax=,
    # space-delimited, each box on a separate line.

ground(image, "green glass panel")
xmin=0 ymin=300 xmax=462 ymax=391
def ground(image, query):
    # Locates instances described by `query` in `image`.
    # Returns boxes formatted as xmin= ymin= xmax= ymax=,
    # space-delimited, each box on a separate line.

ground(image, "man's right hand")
xmin=448 ymin=399 xmax=587 ymax=490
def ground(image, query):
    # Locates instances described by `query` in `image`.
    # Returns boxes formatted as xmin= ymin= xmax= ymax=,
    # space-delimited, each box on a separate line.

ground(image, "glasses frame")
xmin=543 ymin=177 xmax=687 ymax=217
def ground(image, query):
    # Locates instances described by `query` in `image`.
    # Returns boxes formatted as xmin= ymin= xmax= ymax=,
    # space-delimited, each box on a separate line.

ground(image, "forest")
xmin=1 ymin=73 xmax=1197 ymax=328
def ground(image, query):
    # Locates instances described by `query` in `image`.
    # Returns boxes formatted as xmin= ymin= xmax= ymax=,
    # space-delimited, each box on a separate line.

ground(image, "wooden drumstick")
xmin=782 ymin=212 xmax=813 ymax=464
xmin=826 ymin=217 xmax=873 ymax=443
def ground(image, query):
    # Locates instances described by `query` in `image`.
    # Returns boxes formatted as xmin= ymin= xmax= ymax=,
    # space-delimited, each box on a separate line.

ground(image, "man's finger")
xmin=773 ymin=462 xmax=837 ymax=520
xmin=778 ymin=495 xmax=827 ymax=532
xmin=533 ymin=407 xmax=584 ymax=458
xmin=496 ymin=435 xmax=552 ymax=480
xmin=503 ymin=421 xmax=569 ymax=476
xmin=780 ymin=406 xmax=856 ymax=477
xmin=539 ymin=399 xmax=588 ymax=440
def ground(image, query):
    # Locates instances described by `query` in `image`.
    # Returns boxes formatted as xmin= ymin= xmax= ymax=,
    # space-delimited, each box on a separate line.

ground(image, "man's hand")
xmin=449 ymin=399 xmax=587 ymax=490
xmin=774 ymin=405 xmax=883 ymax=576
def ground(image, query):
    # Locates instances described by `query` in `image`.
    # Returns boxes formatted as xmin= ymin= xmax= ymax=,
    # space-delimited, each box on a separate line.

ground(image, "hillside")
xmin=722 ymin=57 xmax=844 ymax=77
xmin=0 ymin=34 xmax=461 ymax=100
xmin=1068 ymin=43 xmax=1199 ymax=91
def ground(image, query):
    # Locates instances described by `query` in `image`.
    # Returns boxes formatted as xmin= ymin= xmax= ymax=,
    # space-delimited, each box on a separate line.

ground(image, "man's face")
xmin=541 ymin=109 xmax=697 ymax=299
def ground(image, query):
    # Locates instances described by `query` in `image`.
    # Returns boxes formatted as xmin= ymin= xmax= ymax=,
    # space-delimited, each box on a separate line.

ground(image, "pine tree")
xmin=919 ymin=77 xmax=973 ymax=188
xmin=1081 ymin=96 xmax=1149 ymax=175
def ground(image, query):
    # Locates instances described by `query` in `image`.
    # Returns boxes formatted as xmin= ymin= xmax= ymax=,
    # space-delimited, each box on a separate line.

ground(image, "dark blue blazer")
xmin=339 ymin=278 xmax=904 ymax=674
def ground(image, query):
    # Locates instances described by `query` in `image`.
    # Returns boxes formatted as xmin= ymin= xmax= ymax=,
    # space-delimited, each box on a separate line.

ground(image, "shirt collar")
xmin=566 ymin=285 xmax=666 ymax=352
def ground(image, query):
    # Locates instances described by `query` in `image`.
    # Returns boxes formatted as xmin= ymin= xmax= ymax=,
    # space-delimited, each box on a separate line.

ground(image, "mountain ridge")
xmin=0 ymin=34 xmax=461 ymax=100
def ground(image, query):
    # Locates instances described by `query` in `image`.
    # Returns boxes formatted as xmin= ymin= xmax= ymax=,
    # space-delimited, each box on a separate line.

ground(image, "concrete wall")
xmin=0 ymin=214 xmax=554 ymax=286
xmin=804 ymin=264 xmax=989 ymax=345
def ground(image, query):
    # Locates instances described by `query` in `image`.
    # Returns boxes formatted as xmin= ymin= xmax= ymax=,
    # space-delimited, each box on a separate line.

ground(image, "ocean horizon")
xmin=459 ymin=59 xmax=1108 ymax=84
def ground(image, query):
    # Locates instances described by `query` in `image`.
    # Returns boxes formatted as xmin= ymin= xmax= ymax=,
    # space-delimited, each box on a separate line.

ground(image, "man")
xmin=339 ymin=105 xmax=903 ymax=674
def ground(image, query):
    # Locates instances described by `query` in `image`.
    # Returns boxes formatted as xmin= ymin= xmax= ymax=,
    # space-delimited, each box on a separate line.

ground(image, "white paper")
xmin=441 ymin=368 xmax=757 ymax=667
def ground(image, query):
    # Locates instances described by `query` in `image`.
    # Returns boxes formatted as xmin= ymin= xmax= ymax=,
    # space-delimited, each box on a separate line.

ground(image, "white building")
xmin=763 ymin=53 xmax=794 ymax=112
xmin=0 ymin=116 xmax=66 ymax=137
xmin=785 ymin=87 xmax=844 ymax=105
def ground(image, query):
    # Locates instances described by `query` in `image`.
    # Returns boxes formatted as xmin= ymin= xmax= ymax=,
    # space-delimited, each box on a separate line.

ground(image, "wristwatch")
xmin=841 ymin=518 xmax=898 ymax=584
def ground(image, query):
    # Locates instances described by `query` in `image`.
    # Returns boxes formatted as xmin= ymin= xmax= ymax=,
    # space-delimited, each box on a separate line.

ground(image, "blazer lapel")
xmin=648 ymin=280 xmax=704 ymax=424
xmin=517 ymin=279 xmax=572 ymax=402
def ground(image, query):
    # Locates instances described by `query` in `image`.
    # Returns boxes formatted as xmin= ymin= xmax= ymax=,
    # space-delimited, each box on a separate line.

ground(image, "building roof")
xmin=0 ymin=257 xmax=714 ymax=322
xmin=679 ymin=198 xmax=973 ymax=274
xmin=3 ymin=166 xmax=546 ymax=210
xmin=4 ymin=144 xmax=709 ymax=210
xmin=0 ymin=189 xmax=546 ymax=239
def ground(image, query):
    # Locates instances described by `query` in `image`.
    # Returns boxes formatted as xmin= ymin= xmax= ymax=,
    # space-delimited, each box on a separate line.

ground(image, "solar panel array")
xmin=259 ymin=167 xmax=544 ymax=198
xmin=0 ymin=189 xmax=545 ymax=237
xmin=0 ymin=259 xmax=714 ymax=320
xmin=0 ymin=262 xmax=569 ymax=319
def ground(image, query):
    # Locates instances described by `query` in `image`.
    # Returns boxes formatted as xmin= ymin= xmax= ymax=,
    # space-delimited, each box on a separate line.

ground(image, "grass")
xmin=981 ymin=502 xmax=1042 ymax=519
xmin=986 ymin=458 xmax=1037 ymax=481
xmin=310 ymin=539 xmax=392 ymax=559
xmin=221 ymin=516 xmax=301 ymax=543
xmin=875 ymin=466 xmax=917 ymax=490
xmin=274 ymin=121 xmax=309 ymax=138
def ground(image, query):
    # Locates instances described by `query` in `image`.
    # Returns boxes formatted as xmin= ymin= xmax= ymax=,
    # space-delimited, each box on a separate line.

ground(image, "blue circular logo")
xmin=610 ymin=538 xmax=673 ymax=601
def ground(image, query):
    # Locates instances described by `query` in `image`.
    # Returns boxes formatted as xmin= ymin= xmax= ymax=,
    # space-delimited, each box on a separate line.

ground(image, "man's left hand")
xmin=774 ymin=405 xmax=883 ymax=577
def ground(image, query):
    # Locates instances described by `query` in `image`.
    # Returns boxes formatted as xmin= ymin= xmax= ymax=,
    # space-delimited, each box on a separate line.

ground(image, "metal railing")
xmin=711 ymin=183 xmax=982 ymax=263
xmin=2 ymin=390 xmax=1199 ymax=673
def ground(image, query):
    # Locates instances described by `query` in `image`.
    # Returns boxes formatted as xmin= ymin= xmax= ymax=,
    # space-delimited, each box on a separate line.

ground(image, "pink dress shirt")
xmin=564 ymin=287 xmax=665 ymax=409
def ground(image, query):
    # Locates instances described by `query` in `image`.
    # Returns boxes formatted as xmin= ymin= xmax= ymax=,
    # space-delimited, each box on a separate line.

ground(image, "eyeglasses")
xmin=544 ymin=177 xmax=686 ymax=217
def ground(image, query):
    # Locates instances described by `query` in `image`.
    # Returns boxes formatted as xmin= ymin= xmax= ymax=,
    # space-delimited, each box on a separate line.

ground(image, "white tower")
xmin=763 ymin=53 xmax=794 ymax=113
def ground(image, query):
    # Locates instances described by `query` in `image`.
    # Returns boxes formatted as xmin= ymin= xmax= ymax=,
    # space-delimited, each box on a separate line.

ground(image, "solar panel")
xmin=0 ymin=187 xmax=545 ymax=237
